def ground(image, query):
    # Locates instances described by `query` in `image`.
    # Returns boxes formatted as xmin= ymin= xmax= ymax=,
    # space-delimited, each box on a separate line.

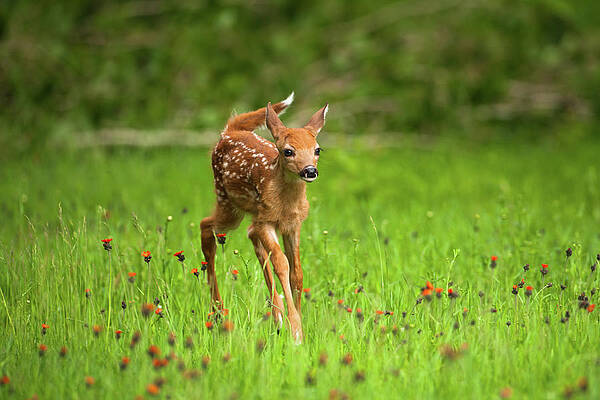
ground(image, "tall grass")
xmin=0 ymin=141 xmax=599 ymax=398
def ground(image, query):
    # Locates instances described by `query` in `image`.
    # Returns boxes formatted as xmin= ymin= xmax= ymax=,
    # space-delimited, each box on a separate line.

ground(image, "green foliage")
xmin=1 ymin=0 xmax=600 ymax=153
xmin=0 ymin=143 xmax=599 ymax=398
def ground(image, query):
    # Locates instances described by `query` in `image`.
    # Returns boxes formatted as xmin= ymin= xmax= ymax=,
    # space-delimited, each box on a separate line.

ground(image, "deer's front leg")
xmin=257 ymin=224 xmax=303 ymax=343
xmin=283 ymin=227 xmax=303 ymax=313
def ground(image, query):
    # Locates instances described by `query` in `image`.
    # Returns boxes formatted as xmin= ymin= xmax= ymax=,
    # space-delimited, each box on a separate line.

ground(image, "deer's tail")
xmin=223 ymin=92 xmax=294 ymax=134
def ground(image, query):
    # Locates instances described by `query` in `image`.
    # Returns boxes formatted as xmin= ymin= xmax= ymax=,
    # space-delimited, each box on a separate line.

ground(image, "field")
xmin=1 ymin=139 xmax=599 ymax=399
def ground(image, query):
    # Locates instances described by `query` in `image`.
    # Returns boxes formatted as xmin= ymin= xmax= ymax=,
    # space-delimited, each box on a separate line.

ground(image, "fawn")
xmin=200 ymin=93 xmax=328 ymax=342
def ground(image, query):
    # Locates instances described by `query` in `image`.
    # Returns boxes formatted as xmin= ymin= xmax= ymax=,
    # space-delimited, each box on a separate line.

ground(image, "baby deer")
xmin=200 ymin=93 xmax=328 ymax=342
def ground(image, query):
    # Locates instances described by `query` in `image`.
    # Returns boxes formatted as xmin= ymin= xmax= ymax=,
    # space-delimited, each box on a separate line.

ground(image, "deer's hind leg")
xmin=200 ymin=203 xmax=243 ymax=311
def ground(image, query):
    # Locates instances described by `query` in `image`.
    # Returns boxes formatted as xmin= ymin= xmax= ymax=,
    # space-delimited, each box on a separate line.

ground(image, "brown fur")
xmin=200 ymin=93 xmax=328 ymax=342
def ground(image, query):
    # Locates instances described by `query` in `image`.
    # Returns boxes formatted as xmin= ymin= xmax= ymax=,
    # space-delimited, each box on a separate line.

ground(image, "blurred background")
xmin=1 ymin=0 xmax=599 ymax=156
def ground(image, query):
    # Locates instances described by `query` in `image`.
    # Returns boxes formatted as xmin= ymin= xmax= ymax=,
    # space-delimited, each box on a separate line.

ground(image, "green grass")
xmin=1 ymin=140 xmax=599 ymax=399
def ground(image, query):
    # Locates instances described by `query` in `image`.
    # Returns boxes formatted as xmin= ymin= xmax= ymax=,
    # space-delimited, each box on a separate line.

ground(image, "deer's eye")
xmin=315 ymin=148 xmax=321 ymax=156
xmin=283 ymin=149 xmax=294 ymax=157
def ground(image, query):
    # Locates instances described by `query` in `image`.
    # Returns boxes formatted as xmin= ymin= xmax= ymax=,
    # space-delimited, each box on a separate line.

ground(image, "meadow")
xmin=0 ymin=139 xmax=599 ymax=399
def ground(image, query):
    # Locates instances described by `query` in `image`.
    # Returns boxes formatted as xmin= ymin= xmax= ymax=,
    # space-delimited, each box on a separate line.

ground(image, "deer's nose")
xmin=300 ymin=166 xmax=318 ymax=181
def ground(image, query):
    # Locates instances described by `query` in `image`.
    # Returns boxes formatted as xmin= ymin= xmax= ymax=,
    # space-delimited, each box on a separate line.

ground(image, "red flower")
xmin=174 ymin=251 xmax=185 ymax=262
xmin=447 ymin=288 xmax=453 ymax=294
xmin=205 ymin=321 xmax=214 ymax=330
xmin=120 ymin=356 xmax=130 ymax=370
xmin=216 ymin=233 xmax=227 ymax=244
xmin=346 ymin=307 xmax=352 ymax=313
xmin=1 ymin=375 xmax=9 ymax=385
xmin=421 ymin=288 xmax=432 ymax=296
xmin=232 ymin=269 xmax=239 ymax=275
xmin=491 ymin=255 xmax=498 ymax=261
xmin=128 ymin=272 xmax=136 ymax=277
xmin=101 ymin=238 xmax=113 ymax=251
xmin=375 ymin=310 xmax=384 ymax=315
xmin=42 ymin=323 xmax=49 ymax=329
xmin=435 ymin=288 xmax=443 ymax=294
xmin=426 ymin=281 xmax=434 ymax=290
xmin=216 ymin=233 xmax=226 ymax=238
xmin=115 ymin=330 xmax=123 ymax=339
xmin=356 ymin=308 xmax=362 ymax=313
xmin=201 ymin=261 xmax=208 ymax=271
xmin=148 ymin=345 xmax=161 ymax=358
xmin=541 ymin=264 xmax=548 ymax=269
xmin=588 ymin=304 xmax=596 ymax=313
xmin=303 ymin=288 xmax=311 ymax=293
xmin=155 ymin=307 xmax=163 ymax=316
xmin=337 ymin=299 xmax=344 ymax=305
xmin=191 ymin=268 xmax=199 ymax=277
xmin=526 ymin=286 xmax=533 ymax=291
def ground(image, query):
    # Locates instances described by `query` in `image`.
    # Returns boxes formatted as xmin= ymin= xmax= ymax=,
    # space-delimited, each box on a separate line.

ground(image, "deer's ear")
xmin=304 ymin=104 xmax=328 ymax=136
xmin=266 ymin=102 xmax=285 ymax=140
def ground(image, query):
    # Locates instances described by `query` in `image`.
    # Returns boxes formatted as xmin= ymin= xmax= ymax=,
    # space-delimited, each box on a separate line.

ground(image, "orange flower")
xmin=101 ymin=238 xmax=112 ymax=243
xmin=128 ymin=272 xmax=136 ymax=277
xmin=435 ymin=288 xmax=443 ymax=294
xmin=38 ymin=344 xmax=47 ymax=356
xmin=205 ymin=321 xmax=214 ymax=330
xmin=1 ymin=375 xmax=9 ymax=385
xmin=42 ymin=323 xmax=49 ymax=329
xmin=232 ymin=269 xmax=239 ymax=275
xmin=337 ymin=299 xmax=344 ymax=305
xmin=191 ymin=268 xmax=199 ymax=277
xmin=115 ymin=330 xmax=123 ymax=339
xmin=141 ymin=303 xmax=154 ymax=317
xmin=375 ymin=310 xmax=384 ymax=315
xmin=426 ymin=281 xmax=434 ymax=290
xmin=84 ymin=376 xmax=95 ymax=387
xmin=93 ymin=325 xmax=102 ymax=336
xmin=526 ymin=286 xmax=533 ymax=291
xmin=303 ymin=288 xmax=311 ymax=293
xmin=491 ymin=255 xmax=498 ymax=261
xmin=421 ymin=288 xmax=432 ymax=296
xmin=346 ymin=307 xmax=352 ymax=313
xmin=588 ymin=304 xmax=596 ymax=313
xmin=222 ymin=308 xmax=229 ymax=316
xmin=147 ymin=383 xmax=160 ymax=396
xmin=541 ymin=264 xmax=548 ymax=269
xmin=141 ymin=251 xmax=151 ymax=257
